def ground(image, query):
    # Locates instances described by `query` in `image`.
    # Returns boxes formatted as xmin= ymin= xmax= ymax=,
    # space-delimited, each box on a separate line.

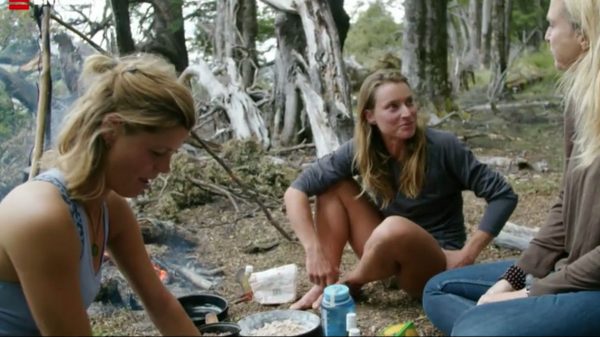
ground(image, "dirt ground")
xmin=90 ymin=90 xmax=565 ymax=336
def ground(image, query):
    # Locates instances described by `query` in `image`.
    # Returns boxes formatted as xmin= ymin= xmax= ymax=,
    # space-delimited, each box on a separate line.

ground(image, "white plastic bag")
xmin=249 ymin=264 xmax=297 ymax=305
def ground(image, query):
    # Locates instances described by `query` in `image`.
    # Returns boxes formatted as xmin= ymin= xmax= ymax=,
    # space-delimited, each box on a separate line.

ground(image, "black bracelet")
xmin=501 ymin=264 xmax=526 ymax=290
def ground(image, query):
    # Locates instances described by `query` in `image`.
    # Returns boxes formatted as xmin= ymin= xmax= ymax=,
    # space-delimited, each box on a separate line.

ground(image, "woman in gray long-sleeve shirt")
xmin=423 ymin=1 xmax=600 ymax=335
xmin=285 ymin=69 xmax=518 ymax=310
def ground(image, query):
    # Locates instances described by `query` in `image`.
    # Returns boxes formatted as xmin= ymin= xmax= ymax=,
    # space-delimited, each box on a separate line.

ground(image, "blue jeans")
xmin=422 ymin=260 xmax=600 ymax=336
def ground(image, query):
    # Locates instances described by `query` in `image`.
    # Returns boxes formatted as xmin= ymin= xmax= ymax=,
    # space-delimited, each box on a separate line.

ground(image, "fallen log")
xmin=493 ymin=221 xmax=539 ymax=251
xmin=173 ymin=265 xmax=214 ymax=290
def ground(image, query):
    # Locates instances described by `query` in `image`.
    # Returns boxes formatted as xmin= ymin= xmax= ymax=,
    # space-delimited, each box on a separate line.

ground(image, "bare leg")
xmin=290 ymin=179 xmax=382 ymax=310
xmin=343 ymin=216 xmax=446 ymax=299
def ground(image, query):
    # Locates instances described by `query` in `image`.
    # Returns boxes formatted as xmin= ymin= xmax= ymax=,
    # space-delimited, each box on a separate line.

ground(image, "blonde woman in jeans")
xmin=423 ymin=0 xmax=600 ymax=335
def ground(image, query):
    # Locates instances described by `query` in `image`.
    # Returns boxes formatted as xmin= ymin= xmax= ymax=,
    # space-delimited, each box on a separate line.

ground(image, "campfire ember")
xmin=153 ymin=262 xmax=170 ymax=283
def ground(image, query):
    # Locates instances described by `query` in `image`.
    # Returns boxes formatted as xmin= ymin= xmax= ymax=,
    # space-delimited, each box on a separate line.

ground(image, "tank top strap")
xmin=33 ymin=170 xmax=85 ymax=258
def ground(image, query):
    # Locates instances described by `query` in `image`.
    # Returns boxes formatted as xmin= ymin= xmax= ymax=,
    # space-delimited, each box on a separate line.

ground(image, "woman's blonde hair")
xmin=50 ymin=53 xmax=196 ymax=201
xmin=353 ymin=69 xmax=427 ymax=208
xmin=560 ymin=0 xmax=600 ymax=168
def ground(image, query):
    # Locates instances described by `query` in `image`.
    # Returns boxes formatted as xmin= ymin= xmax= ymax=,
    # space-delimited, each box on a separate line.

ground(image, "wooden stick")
xmin=190 ymin=132 xmax=294 ymax=241
xmin=50 ymin=13 xmax=110 ymax=56
xmin=29 ymin=4 xmax=52 ymax=180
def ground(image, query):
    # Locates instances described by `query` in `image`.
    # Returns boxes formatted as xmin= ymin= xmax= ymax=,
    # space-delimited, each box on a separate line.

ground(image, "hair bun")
xmin=83 ymin=54 xmax=118 ymax=75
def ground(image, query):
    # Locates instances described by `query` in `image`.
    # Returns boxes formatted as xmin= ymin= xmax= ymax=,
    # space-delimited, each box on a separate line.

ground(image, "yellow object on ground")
xmin=380 ymin=321 xmax=419 ymax=336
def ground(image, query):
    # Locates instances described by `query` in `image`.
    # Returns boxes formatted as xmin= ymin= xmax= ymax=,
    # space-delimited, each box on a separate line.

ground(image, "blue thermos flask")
xmin=321 ymin=284 xmax=356 ymax=336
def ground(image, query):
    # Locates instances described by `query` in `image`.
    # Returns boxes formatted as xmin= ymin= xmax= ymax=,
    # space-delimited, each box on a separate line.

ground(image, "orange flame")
xmin=152 ymin=263 xmax=169 ymax=283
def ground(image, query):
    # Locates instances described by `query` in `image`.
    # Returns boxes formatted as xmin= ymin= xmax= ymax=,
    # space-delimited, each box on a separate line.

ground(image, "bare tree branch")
xmin=190 ymin=132 xmax=293 ymax=241
xmin=50 ymin=13 xmax=109 ymax=55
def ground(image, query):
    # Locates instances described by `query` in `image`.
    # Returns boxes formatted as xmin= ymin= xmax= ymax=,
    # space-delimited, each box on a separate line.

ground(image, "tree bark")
xmin=328 ymin=0 xmax=350 ymax=49
xmin=487 ymin=0 xmax=511 ymax=101
xmin=53 ymin=32 xmax=83 ymax=94
xmin=468 ymin=0 xmax=482 ymax=56
xmin=296 ymin=0 xmax=353 ymax=145
xmin=109 ymin=0 xmax=135 ymax=55
xmin=262 ymin=0 xmax=353 ymax=156
xmin=448 ymin=3 xmax=474 ymax=92
xmin=480 ymin=0 xmax=492 ymax=67
xmin=140 ymin=0 xmax=189 ymax=73
xmin=272 ymin=13 xmax=305 ymax=147
xmin=491 ymin=0 xmax=510 ymax=74
xmin=402 ymin=0 xmax=452 ymax=112
xmin=180 ymin=58 xmax=270 ymax=148
xmin=30 ymin=4 xmax=52 ymax=179
xmin=236 ymin=0 xmax=258 ymax=88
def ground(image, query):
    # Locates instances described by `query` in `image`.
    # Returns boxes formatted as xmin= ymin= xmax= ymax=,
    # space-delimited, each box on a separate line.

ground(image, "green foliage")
xmin=0 ymin=9 xmax=38 ymax=63
xmin=511 ymin=0 xmax=550 ymax=44
xmin=509 ymin=45 xmax=560 ymax=96
xmin=470 ymin=45 xmax=558 ymax=96
xmin=344 ymin=1 xmax=402 ymax=68
xmin=515 ymin=44 xmax=556 ymax=74
xmin=256 ymin=5 xmax=275 ymax=43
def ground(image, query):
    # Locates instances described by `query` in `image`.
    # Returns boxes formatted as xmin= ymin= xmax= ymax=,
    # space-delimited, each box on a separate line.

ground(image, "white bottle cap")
xmin=245 ymin=265 xmax=253 ymax=274
xmin=348 ymin=327 xmax=361 ymax=336
xmin=346 ymin=312 xmax=357 ymax=330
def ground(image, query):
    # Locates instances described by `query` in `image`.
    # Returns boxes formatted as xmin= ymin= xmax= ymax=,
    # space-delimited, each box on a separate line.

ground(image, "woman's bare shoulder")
xmin=0 ymin=181 xmax=74 ymax=240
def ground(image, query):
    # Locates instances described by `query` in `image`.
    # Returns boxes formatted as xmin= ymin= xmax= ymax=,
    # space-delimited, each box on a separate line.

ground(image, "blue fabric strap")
xmin=33 ymin=174 xmax=85 ymax=258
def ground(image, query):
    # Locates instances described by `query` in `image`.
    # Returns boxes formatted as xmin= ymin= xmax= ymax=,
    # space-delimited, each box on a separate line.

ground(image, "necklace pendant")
xmin=92 ymin=243 xmax=99 ymax=257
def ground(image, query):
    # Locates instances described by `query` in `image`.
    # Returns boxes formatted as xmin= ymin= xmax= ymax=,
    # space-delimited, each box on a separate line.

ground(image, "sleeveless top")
xmin=0 ymin=169 xmax=109 ymax=336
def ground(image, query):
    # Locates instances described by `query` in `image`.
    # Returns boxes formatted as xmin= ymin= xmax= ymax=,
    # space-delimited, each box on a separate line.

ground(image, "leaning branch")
xmin=50 ymin=13 xmax=110 ymax=55
xmin=29 ymin=5 xmax=52 ymax=180
xmin=190 ymin=132 xmax=293 ymax=241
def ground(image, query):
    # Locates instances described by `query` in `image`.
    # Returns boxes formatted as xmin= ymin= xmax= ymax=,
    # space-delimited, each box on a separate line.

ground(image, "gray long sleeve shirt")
xmin=291 ymin=128 xmax=518 ymax=248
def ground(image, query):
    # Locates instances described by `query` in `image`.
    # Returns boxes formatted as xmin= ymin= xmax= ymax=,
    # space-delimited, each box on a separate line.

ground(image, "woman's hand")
xmin=444 ymin=249 xmax=476 ymax=269
xmin=482 ymin=278 xmax=514 ymax=296
xmin=477 ymin=288 xmax=528 ymax=305
xmin=306 ymin=244 xmax=339 ymax=287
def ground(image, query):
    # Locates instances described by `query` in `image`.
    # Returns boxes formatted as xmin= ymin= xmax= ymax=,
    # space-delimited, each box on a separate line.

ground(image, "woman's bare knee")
xmin=368 ymin=216 xmax=417 ymax=243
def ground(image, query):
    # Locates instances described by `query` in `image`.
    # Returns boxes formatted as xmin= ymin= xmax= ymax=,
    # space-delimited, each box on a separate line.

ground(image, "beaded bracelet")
xmin=501 ymin=264 xmax=527 ymax=290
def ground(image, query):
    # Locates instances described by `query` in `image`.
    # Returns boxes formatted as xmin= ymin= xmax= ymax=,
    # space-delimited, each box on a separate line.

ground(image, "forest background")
xmin=0 ymin=0 xmax=561 ymax=335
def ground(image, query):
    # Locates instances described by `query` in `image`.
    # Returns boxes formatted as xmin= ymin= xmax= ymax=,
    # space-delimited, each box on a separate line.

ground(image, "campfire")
xmin=152 ymin=261 xmax=170 ymax=283
xmin=91 ymin=218 xmax=224 ymax=313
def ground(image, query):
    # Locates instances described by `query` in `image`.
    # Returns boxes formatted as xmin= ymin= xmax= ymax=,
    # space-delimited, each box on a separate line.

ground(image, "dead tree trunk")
xmin=110 ymin=0 xmax=135 ymax=54
xmin=272 ymin=13 xmax=305 ymax=147
xmin=487 ymin=0 xmax=512 ymax=104
xmin=110 ymin=0 xmax=189 ymax=72
xmin=180 ymin=59 xmax=270 ymax=148
xmin=295 ymin=0 xmax=353 ymax=146
xmin=402 ymin=0 xmax=452 ymax=113
xmin=480 ymin=0 xmax=492 ymax=67
xmin=448 ymin=2 xmax=477 ymax=92
xmin=53 ymin=32 xmax=83 ymax=94
xmin=141 ymin=0 xmax=189 ymax=73
xmin=262 ymin=0 xmax=353 ymax=157
xmin=236 ymin=0 xmax=258 ymax=88
xmin=468 ymin=0 xmax=482 ymax=55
